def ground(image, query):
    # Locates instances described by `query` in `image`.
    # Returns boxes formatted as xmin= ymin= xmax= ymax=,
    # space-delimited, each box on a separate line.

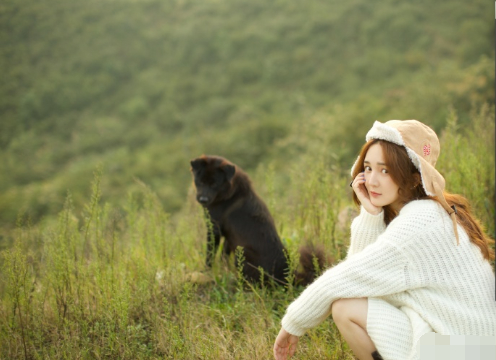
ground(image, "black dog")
xmin=190 ymin=155 xmax=326 ymax=285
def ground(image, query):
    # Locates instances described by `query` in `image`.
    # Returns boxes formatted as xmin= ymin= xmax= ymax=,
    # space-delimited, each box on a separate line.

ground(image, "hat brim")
xmin=415 ymin=153 xmax=445 ymax=197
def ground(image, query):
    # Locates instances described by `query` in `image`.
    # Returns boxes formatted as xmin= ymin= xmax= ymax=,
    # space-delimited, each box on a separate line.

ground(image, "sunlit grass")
xmin=0 ymin=107 xmax=493 ymax=359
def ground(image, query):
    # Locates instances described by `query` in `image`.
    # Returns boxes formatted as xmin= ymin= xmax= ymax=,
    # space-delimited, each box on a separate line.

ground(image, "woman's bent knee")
xmin=331 ymin=298 xmax=349 ymax=323
xmin=331 ymin=298 xmax=368 ymax=327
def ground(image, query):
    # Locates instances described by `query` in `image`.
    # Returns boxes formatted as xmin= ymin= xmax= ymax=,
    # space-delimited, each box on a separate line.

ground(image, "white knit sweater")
xmin=281 ymin=199 xmax=496 ymax=360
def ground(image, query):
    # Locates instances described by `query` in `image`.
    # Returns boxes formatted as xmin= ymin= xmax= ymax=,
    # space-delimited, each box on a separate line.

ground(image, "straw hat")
xmin=352 ymin=120 xmax=459 ymax=244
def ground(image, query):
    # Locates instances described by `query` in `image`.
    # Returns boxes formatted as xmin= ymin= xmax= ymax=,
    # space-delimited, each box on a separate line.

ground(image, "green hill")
xmin=0 ymin=2 xmax=494 ymax=357
xmin=0 ymin=0 xmax=493 ymax=227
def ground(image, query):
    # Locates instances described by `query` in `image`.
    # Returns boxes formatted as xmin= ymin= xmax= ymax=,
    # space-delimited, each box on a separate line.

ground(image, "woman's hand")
xmin=351 ymin=172 xmax=382 ymax=215
xmin=273 ymin=327 xmax=299 ymax=360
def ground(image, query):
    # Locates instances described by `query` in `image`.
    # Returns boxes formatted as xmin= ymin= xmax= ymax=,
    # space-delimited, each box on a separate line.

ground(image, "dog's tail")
xmin=294 ymin=244 xmax=334 ymax=286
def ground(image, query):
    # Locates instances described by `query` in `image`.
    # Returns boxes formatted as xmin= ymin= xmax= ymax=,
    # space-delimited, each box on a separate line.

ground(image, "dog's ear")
xmin=223 ymin=164 xmax=235 ymax=182
xmin=190 ymin=157 xmax=206 ymax=172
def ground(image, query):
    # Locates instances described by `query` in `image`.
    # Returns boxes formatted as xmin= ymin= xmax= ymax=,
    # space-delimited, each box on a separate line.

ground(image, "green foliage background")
xmin=0 ymin=0 xmax=494 ymax=358
xmin=0 ymin=0 xmax=493 ymax=230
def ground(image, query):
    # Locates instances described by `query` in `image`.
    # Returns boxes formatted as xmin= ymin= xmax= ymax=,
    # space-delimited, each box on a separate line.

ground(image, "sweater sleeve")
xmin=281 ymin=239 xmax=418 ymax=336
xmin=346 ymin=206 xmax=386 ymax=258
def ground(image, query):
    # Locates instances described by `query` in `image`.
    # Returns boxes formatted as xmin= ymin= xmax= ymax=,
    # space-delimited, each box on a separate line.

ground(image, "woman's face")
xmin=363 ymin=143 xmax=402 ymax=211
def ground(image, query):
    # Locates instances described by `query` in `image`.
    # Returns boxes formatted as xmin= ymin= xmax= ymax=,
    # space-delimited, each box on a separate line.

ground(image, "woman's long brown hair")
xmin=351 ymin=139 xmax=495 ymax=262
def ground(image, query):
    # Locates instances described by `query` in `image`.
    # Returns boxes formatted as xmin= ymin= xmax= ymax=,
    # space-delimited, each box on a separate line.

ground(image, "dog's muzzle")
xmin=198 ymin=196 xmax=210 ymax=204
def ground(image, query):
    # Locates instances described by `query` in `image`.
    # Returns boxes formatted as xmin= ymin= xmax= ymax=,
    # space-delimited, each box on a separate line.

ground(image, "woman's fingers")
xmin=273 ymin=328 xmax=290 ymax=360
xmin=273 ymin=328 xmax=299 ymax=360
xmin=352 ymin=173 xmax=368 ymax=199
xmin=273 ymin=344 xmax=288 ymax=360
xmin=288 ymin=336 xmax=298 ymax=357
xmin=352 ymin=173 xmax=382 ymax=215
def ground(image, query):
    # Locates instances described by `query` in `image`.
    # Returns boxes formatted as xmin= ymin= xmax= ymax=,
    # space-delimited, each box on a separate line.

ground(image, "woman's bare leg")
xmin=331 ymin=298 xmax=378 ymax=360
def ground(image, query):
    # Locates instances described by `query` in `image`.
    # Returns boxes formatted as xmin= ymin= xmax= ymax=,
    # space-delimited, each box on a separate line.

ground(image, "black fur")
xmin=190 ymin=155 xmax=329 ymax=285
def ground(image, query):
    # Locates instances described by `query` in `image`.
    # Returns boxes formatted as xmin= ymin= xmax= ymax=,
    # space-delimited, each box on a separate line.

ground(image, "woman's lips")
xmin=370 ymin=191 xmax=381 ymax=197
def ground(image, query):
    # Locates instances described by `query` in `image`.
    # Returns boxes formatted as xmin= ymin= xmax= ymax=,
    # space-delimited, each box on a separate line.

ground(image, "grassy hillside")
xmin=0 ymin=0 xmax=493 ymax=228
xmin=0 ymin=108 xmax=493 ymax=359
xmin=0 ymin=2 xmax=494 ymax=356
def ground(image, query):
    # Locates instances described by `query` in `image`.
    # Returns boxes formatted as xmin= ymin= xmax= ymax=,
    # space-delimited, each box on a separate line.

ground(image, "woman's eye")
xmin=381 ymin=168 xmax=388 ymax=174
xmin=364 ymin=166 xmax=371 ymax=171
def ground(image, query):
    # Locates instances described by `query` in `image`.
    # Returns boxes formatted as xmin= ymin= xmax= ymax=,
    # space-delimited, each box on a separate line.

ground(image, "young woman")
xmin=273 ymin=120 xmax=495 ymax=360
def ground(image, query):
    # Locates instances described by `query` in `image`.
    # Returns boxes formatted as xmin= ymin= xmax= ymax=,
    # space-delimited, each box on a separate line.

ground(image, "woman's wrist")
xmin=362 ymin=204 xmax=383 ymax=216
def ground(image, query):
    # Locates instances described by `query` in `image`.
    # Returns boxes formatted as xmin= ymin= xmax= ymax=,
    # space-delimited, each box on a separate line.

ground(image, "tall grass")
xmin=437 ymin=104 xmax=495 ymax=239
xmin=0 ymin=108 xmax=493 ymax=359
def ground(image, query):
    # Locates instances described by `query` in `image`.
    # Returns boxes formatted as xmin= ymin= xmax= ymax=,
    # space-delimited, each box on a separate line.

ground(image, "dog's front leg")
xmin=206 ymin=223 xmax=222 ymax=268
